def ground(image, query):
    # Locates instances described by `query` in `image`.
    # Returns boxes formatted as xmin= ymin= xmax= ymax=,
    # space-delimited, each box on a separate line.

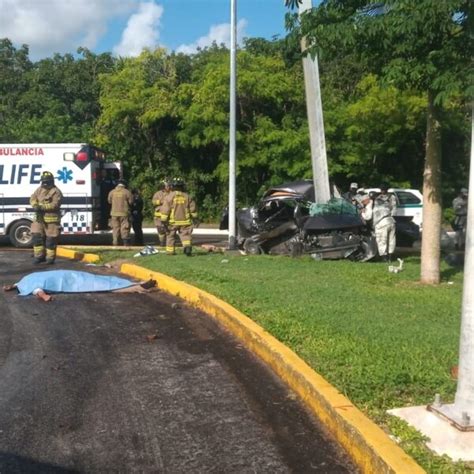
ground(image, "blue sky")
xmin=0 ymin=0 xmax=290 ymax=59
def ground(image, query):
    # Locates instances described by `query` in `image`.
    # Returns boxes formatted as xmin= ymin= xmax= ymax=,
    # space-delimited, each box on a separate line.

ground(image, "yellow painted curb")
xmin=120 ymin=263 xmax=424 ymax=474
xmin=57 ymin=249 xmax=424 ymax=473
xmin=57 ymin=246 xmax=100 ymax=264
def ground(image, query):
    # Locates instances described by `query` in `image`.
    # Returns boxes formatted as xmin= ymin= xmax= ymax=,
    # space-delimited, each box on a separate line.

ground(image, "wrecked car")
xmin=220 ymin=180 xmax=377 ymax=261
xmin=220 ymin=180 xmax=420 ymax=261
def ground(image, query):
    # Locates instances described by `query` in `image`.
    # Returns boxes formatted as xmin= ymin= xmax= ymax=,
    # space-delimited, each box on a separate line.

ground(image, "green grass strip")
xmin=92 ymin=249 xmax=471 ymax=473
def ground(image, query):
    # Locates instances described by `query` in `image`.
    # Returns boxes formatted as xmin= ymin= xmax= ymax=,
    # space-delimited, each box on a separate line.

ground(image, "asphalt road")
xmin=0 ymin=251 xmax=357 ymax=473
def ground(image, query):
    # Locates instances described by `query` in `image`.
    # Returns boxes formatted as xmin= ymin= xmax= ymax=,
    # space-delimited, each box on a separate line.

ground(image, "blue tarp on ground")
xmin=16 ymin=270 xmax=134 ymax=295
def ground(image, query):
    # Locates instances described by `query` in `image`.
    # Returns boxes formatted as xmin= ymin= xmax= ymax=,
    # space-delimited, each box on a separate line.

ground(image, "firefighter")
xmin=108 ymin=179 xmax=133 ymax=246
xmin=29 ymin=171 xmax=63 ymax=264
xmin=160 ymin=178 xmax=198 ymax=256
xmin=152 ymin=178 xmax=172 ymax=247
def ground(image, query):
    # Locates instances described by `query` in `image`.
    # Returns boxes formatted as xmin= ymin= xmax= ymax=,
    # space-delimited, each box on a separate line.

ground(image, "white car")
xmin=362 ymin=188 xmax=423 ymax=228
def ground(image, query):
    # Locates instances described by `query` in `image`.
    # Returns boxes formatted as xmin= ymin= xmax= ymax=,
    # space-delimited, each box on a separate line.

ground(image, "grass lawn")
xmin=91 ymin=248 xmax=470 ymax=472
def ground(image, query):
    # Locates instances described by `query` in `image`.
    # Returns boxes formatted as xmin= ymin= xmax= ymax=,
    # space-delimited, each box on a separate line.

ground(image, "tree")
xmin=288 ymin=0 xmax=472 ymax=283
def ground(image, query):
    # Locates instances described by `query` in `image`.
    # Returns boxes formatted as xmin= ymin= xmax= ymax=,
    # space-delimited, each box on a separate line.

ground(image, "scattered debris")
xmin=450 ymin=365 xmax=459 ymax=380
xmin=221 ymin=259 xmax=229 ymax=264
xmin=134 ymin=245 xmax=161 ymax=257
xmin=201 ymin=244 xmax=225 ymax=253
xmin=171 ymin=303 xmax=179 ymax=309
xmin=388 ymin=258 xmax=404 ymax=274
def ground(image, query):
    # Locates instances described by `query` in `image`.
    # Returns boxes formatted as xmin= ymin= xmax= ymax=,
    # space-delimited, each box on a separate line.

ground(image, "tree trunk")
xmin=420 ymin=91 xmax=442 ymax=284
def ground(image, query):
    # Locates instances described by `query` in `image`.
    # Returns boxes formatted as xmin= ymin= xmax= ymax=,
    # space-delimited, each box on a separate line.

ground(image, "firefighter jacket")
xmin=161 ymin=191 xmax=197 ymax=226
xmin=152 ymin=189 xmax=171 ymax=219
xmin=30 ymin=186 xmax=63 ymax=224
xmin=108 ymin=185 xmax=133 ymax=217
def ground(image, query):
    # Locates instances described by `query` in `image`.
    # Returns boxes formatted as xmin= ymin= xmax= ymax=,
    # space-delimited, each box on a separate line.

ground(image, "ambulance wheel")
xmin=9 ymin=220 xmax=33 ymax=248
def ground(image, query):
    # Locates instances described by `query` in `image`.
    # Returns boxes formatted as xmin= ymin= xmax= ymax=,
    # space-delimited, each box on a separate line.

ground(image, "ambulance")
xmin=0 ymin=144 xmax=121 ymax=247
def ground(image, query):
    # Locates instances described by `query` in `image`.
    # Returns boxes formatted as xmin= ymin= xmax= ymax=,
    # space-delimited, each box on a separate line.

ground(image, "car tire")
xmin=9 ymin=220 xmax=33 ymax=248
xmin=243 ymin=239 xmax=262 ymax=255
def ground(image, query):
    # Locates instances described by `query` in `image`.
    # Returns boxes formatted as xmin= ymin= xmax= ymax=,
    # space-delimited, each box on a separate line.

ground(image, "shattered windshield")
xmin=309 ymin=198 xmax=358 ymax=217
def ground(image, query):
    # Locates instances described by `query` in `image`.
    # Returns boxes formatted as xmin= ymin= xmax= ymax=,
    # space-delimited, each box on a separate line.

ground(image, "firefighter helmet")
xmin=40 ymin=171 xmax=55 ymax=185
xmin=172 ymin=177 xmax=185 ymax=190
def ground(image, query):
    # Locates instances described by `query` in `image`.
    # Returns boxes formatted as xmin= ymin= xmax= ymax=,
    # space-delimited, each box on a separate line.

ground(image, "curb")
xmin=56 ymin=247 xmax=101 ymax=264
xmin=57 ymin=248 xmax=425 ymax=474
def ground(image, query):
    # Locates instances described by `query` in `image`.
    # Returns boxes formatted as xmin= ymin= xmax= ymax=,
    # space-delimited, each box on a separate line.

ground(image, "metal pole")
xmin=228 ymin=0 xmax=237 ymax=249
xmin=298 ymin=0 xmax=331 ymax=204
xmin=453 ymin=107 xmax=474 ymax=422
xmin=429 ymin=106 xmax=474 ymax=430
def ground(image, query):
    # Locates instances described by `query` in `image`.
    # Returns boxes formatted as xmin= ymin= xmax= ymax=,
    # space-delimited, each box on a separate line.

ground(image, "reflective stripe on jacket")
xmin=161 ymin=191 xmax=197 ymax=226
xmin=152 ymin=189 xmax=171 ymax=218
xmin=30 ymin=186 xmax=63 ymax=224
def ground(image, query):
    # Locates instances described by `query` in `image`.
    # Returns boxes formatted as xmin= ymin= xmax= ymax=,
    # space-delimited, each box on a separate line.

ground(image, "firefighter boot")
xmin=46 ymin=258 xmax=55 ymax=265
xmin=183 ymin=246 xmax=192 ymax=257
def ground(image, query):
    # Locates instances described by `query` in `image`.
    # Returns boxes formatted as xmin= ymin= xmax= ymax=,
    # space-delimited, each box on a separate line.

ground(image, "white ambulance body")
xmin=0 ymin=144 xmax=120 ymax=247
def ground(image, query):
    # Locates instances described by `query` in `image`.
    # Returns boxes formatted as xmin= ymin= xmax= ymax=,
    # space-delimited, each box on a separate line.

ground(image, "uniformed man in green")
xmin=161 ymin=178 xmax=198 ymax=256
xmin=108 ymin=179 xmax=133 ymax=246
xmin=30 ymin=171 xmax=63 ymax=264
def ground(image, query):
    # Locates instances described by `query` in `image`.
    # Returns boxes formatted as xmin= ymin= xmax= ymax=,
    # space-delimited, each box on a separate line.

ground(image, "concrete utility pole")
xmin=430 ymin=107 xmax=474 ymax=430
xmin=228 ymin=0 xmax=237 ymax=249
xmin=298 ymin=0 xmax=331 ymax=204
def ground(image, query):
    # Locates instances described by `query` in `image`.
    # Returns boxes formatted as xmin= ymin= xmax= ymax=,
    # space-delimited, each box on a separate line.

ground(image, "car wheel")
xmin=243 ymin=239 xmax=262 ymax=255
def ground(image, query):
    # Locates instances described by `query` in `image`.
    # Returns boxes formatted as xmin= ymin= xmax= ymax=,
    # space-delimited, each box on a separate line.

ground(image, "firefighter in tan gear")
xmin=108 ymin=179 xmax=133 ymax=246
xmin=160 ymin=178 xmax=198 ymax=256
xmin=152 ymin=178 xmax=172 ymax=247
xmin=29 ymin=171 xmax=63 ymax=264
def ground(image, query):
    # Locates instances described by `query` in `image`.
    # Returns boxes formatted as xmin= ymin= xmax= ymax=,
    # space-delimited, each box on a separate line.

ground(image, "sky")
xmin=0 ymin=0 xmax=290 ymax=60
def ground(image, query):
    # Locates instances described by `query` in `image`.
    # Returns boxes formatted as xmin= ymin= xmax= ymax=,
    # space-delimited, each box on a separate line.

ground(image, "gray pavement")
xmin=0 ymin=251 xmax=356 ymax=473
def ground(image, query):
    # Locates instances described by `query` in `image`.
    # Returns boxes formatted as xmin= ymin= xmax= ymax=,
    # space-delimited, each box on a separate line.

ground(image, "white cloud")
xmin=113 ymin=2 xmax=163 ymax=57
xmin=176 ymin=18 xmax=248 ymax=55
xmin=0 ymin=0 xmax=136 ymax=59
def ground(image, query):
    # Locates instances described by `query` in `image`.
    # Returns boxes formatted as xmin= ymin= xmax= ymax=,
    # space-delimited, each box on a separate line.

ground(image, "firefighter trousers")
xmin=111 ymin=216 xmax=131 ymax=245
xmin=31 ymin=221 xmax=61 ymax=262
xmin=166 ymin=225 xmax=193 ymax=254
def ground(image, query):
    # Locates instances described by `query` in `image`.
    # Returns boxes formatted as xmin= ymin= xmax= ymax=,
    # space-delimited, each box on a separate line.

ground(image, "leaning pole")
xmin=298 ymin=0 xmax=330 ymax=204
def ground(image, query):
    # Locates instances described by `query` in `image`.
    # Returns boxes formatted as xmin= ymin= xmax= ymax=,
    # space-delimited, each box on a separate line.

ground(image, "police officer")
xmin=452 ymin=187 xmax=468 ymax=250
xmin=29 ymin=171 xmax=63 ymax=264
xmin=108 ymin=179 xmax=133 ymax=246
xmin=372 ymin=183 xmax=397 ymax=262
xmin=152 ymin=178 xmax=172 ymax=247
xmin=131 ymin=188 xmax=144 ymax=246
xmin=160 ymin=178 xmax=198 ymax=256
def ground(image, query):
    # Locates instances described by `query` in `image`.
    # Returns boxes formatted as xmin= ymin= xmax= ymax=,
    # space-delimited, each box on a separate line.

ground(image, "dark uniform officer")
xmin=131 ymin=189 xmax=144 ymax=246
xmin=160 ymin=178 xmax=198 ymax=256
xmin=108 ymin=180 xmax=133 ymax=246
xmin=29 ymin=171 xmax=63 ymax=264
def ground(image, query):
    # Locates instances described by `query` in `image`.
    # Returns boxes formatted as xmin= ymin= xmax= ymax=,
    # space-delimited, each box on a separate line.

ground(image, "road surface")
xmin=0 ymin=251 xmax=356 ymax=473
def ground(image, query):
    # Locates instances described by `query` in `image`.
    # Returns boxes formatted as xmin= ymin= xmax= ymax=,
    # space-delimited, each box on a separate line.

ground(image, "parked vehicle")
xmin=220 ymin=180 xmax=377 ymax=261
xmin=363 ymin=188 xmax=423 ymax=228
xmin=0 ymin=143 xmax=120 ymax=247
